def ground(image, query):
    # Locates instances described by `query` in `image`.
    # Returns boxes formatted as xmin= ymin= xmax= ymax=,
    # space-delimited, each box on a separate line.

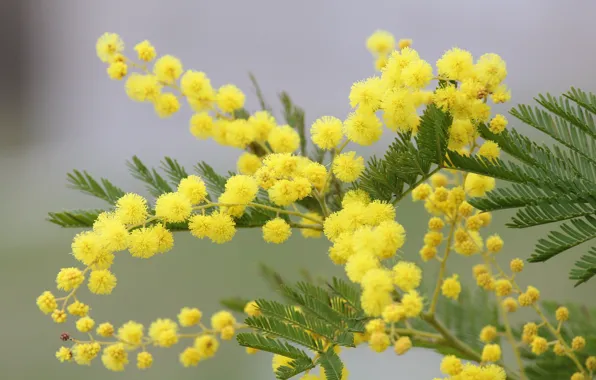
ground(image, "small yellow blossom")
xmin=571 ymin=336 xmax=586 ymax=351
xmin=155 ymin=192 xmax=192 ymax=222
xmin=480 ymin=325 xmax=498 ymax=343
xmin=76 ymin=316 xmax=95 ymax=333
xmin=310 ymin=116 xmax=343 ymax=150
xmin=482 ymin=344 xmax=502 ymax=362
xmin=394 ymin=336 xmax=412 ymax=355
xmin=36 ymin=291 xmax=57 ymax=314
xmin=211 ymin=310 xmax=236 ymax=331
xmin=366 ymin=30 xmax=395 ymax=56
xmin=97 ymin=322 xmax=114 ymax=337
xmin=134 ymin=40 xmax=156 ymax=61
xmin=333 ymin=152 xmax=365 ymax=182
xmin=195 ymin=335 xmax=219 ymax=358
xmin=531 ymin=336 xmax=548 ymax=355
xmin=179 ymin=307 xmax=203 ymax=327
xmin=56 ymin=347 xmax=73 ymax=362
xmin=96 ymin=33 xmax=124 ymax=62
xmin=556 ymin=306 xmax=570 ymax=322
xmin=510 ymin=258 xmax=524 ymax=273
xmin=137 ymin=351 xmax=153 ymax=369
xmin=180 ymin=347 xmax=201 ymax=367
xmin=369 ymin=332 xmax=390 ymax=352
xmin=440 ymin=355 xmax=462 ymax=376
xmin=262 ymin=218 xmax=292 ymax=243
xmin=153 ymin=55 xmax=183 ymax=84
xmin=216 ymin=84 xmax=245 ymax=113
xmin=56 ymin=267 xmax=84 ymax=291
xmin=441 ymin=275 xmax=461 ymax=300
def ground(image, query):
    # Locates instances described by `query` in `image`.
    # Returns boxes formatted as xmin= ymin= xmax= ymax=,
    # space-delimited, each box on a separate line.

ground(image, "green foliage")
xmin=514 ymin=300 xmax=596 ymax=380
xmin=357 ymin=104 xmax=450 ymax=203
xmin=47 ymin=209 xmax=104 ymax=228
xmin=279 ymin=91 xmax=306 ymax=155
xmin=160 ymin=157 xmax=189 ymax=187
xmin=318 ymin=348 xmax=344 ymax=380
xmin=449 ymin=88 xmax=596 ymax=285
xmin=126 ymin=155 xmax=174 ymax=197
xmin=66 ymin=170 xmax=125 ymax=204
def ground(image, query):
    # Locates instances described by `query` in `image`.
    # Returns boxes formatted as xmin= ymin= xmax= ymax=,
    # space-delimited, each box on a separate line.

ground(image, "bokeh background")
xmin=2 ymin=1 xmax=596 ymax=379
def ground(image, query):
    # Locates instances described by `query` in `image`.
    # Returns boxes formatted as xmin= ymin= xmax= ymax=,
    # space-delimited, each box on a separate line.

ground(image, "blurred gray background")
xmin=2 ymin=1 xmax=596 ymax=379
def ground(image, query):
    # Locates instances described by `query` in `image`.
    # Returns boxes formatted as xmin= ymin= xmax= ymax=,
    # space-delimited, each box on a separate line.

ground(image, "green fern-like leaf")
xmin=236 ymin=333 xmax=312 ymax=360
xmin=194 ymin=161 xmax=228 ymax=199
xmin=160 ymin=157 xmax=189 ymax=187
xmin=126 ymin=156 xmax=173 ymax=197
xmin=318 ymin=347 xmax=344 ymax=380
xmin=244 ymin=315 xmax=325 ymax=352
xmin=66 ymin=170 xmax=125 ymax=204
xmin=447 ymin=88 xmax=596 ymax=285
xmin=47 ymin=209 xmax=105 ymax=228
xmin=276 ymin=357 xmax=317 ymax=380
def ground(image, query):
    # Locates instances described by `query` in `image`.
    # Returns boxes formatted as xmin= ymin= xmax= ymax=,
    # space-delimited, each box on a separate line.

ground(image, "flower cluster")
xmin=35 ymin=30 xmax=594 ymax=380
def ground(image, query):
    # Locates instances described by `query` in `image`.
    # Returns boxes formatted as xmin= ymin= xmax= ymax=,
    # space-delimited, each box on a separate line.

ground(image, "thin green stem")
xmin=192 ymin=202 xmax=323 ymax=225
xmin=429 ymin=217 xmax=457 ymax=316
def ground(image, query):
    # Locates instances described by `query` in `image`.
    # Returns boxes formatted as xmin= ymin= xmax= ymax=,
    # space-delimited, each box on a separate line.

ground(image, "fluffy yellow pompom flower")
xmin=486 ymin=234 xmax=504 ymax=253
xmin=107 ymin=62 xmax=127 ymax=80
xmin=366 ymin=30 xmax=395 ymax=56
xmin=392 ymin=261 xmax=422 ymax=292
xmin=155 ymin=192 xmax=192 ymax=222
xmin=56 ymin=267 xmax=84 ymax=291
xmin=96 ymin=33 xmax=124 ymax=62
xmin=489 ymin=114 xmax=508 ymax=134
xmin=117 ymin=321 xmax=144 ymax=348
xmin=478 ymin=141 xmax=500 ymax=161
xmin=154 ymin=93 xmax=181 ymax=118
xmin=491 ymin=84 xmax=511 ymax=103
xmin=88 ymin=269 xmax=117 ymax=295
xmin=180 ymin=347 xmax=201 ymax=367
xmin=225 ymin=175 xmax=259 ymax=204
xmin=76 ymin=316 xmax=95 ymax=333
xmin=177 ymin=175 xmax=208 ymax=205
xmin=503 ymin=297 xmax=518 ymax=312
xmin=189 ymin=112 xmax=214 ymax=139
xmin=349 ymin=77 xmax=384 ymax=111
xmin=412 ymin=183 xmax=432 ymax=201
xmin=137 ymin=351 xmax=153 ymax=370
xmin=128 ymin=227 xmax=160 ymax=258
xmin=237 ymin=152 xmax=262 ymax=175
xmin=436 ymin=47 xmax=474 ymax=81
xmin=195 ymin=335 xmax=219 ymax=358
xmin=149 ymin=318 xmax=179 ymax=347
xmin=475 ymin=53 xmax=507 ymax=89
xmin=369 ymin=332 xmax=390 ymax=352
xmin=419 ymin=245 xmax=437 ymax=261
xmin=394 ymin=336 xmax=412 ymax=355
xmin=328 ymin=233 xmax=355 ymax=264
xmin=178 ymin=307 xmax=203 ymax=327
xmin=134 ymin=40 xmax=156 ymax=62
xmin=441 ymin=275 xmax=461 ymax=300
xmin=382 ymin=304 xmax=405 ymax=323
xmin=97 ymin=323 xmax=115 ymax=337
xmin=465 ymin=173 xmax=496 ymax=197
xmin=441 ymin=355 xmax=463 ymax=376
xmin=52 ymin=309 xmax=67 ymax=323
xmin=153 ymin=55 xmax=183 ymax=84
xmin=216 ymin=84 xmax=245 ymax=113
xmin=211 ymin=311 xmax=236 ymax=331
xmin=207 ymin=212 xmax=236 ymax=243
xmin=344 ymin=110 xmax=383 ymax=146
xmin=244 ymin=301 xmax=261 ymax=317
xmin=73 ymin=342 xmax=101 ymax=365
xmin=125 ymin=74 xmax=162 ymax=102
xmin=495 ymin=279 xmax=512 ymax=297
xmin=586 ymin=356 xmax=596 ymax=371
xmin=56 ymin=347 xmax=72 ymax=363
xmin=345 ymin=253 xmax=380 ymax=283
xmin=555 ymin=306 xmax=570 ymax=322
xmin=262 ymin=218 xmax=292 ymax=244
xmin=115 ymin=193 xmax=148 ymax=225
xmin=480 ymin=325 xmax=498 ymax=343
xmin=402 ymin=60 xmax=433 ymax=89
xmin=401 ymin=290 xmax=424 ymax=318
xmin=248 ymin=111 xmax=276 ymax=141
xmin=572 ymin=336 xmax=586 ymax=351
xmin=37 ymin=291 xmax=57 ymax=314
xmin=102 ymin=343 xmax=129 ymax=371
xmin=361 ymin=287 xmax=393 ymax=317
xmin=268 ymin=125 xmax=300 ymax=153
xmin=333 ymin=151 xmax=365 ymax=182
xmin=482 ymin=344 xmax=502 ymax=362
xmin=180 ymin=70 xmax=212 ymax=98
xmin=531 ymin=336 xmax=548 ymax=355
xmin=310 ymin=116 xmax=343 ymax=150
xmin=510 ymin=258 xmax=524 ymax=273
xmin=188 ymin=214 xmax=212 ymax=239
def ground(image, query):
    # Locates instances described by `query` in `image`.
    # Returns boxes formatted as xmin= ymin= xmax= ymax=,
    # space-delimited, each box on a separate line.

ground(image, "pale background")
xmin=1 ymin=1 xmax=596 ymax=379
